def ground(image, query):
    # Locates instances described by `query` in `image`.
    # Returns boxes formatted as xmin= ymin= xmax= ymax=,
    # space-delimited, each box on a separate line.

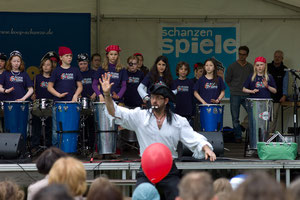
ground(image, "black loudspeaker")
xmin=178 ymin=131 xmax=224 ymax=158
xmin=0 ymin=133 xmax=25 ymax=159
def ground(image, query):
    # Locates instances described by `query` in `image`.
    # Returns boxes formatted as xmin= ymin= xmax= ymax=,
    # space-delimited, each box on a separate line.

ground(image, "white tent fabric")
xmin=1 ymin=0 xmax=300 ymax=129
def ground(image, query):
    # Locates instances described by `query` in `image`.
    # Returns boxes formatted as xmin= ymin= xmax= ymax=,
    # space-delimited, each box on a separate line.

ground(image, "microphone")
xmin=284 ymin=68 xmax=300 ymax=72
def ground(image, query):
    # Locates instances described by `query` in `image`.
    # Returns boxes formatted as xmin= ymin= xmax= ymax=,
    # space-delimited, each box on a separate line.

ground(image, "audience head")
xmin=286 ymin=177 xmax=300 ymax=200
xmin=33 ymin=184 xmax=73 ymax=200
xmin=230 ymin=174 xmax=247 ymax=190
xmin=132 ymin=182 xmax=160 ymax=200
xmin=0 ymin=180 xmax=24 ymax=200
xmin=213 ymin=178 xmax=232 ymax=194
xmin=176 ymin=171 xmax=213 ymax=200
xmin=87 ymin=177 xmax=123 ymax=200
xmin=230 ymin=171 xmax=284 ymax=200
xmin=35 ymin=147 xmax=68 ymax=175
xmin=48 ymin=157 xmax=87 ymax=197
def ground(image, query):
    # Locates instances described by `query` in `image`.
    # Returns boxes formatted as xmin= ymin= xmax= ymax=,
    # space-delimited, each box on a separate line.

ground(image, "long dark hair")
xmin=203 ymin=58 xmax=218 ymax=84
xmin=150 ymin=55 xmax=173 ymax=87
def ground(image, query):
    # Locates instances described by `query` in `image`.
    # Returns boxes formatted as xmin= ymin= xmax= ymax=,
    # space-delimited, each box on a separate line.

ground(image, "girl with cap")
xmin=194 ymin=58 xmax=226 ymax=104
xmin=124 ymin=55 xmax=144 ymax=108
xmin=78 ymin=53 xmax=96 ymax=100
xmin=137 ymin=55 xmax=174 ymax=103
xmin=31 ymin=57 xmax=54 ymax=150
xmin=92 ymin=45 xmax=128 ymax=103
xmin=242 ymin=56 xmax=277 ymax=98
xmin=48 ymin=46 xmax=83 ymax=102
xmin=193 ymin=62 xmax=204 ymax=83
xmin=0 ymin=50 xmax=33 ymax=101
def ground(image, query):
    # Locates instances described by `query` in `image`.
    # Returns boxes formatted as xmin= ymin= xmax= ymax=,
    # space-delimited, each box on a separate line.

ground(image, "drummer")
xmin=242 ymin=56 xmax=277 ymax=154
xmin=78 ymin=53 xmax=96 ymax=150
xmin=92 ymin=45 xmax=128 ymax=104
xmin=47 ymin=46 xmax=83 ymax=146
xmin=31 ymin=57 xmax=54 ymax=150
xmin=194 ymin=58 xmax=225 ymax=104
xmin=242 ymin=56 xmax=277 ymax=98
xmin=0 ymin=50 xmax=33 ymax=101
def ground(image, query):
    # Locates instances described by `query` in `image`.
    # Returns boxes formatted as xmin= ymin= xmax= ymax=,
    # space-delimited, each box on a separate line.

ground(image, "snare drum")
xmin=93 ymin=102 xmax=117 ymax=154
xmin=246 ymin=98 xmax=273 ymax=149
xmin=3 ymin=101 xmax=29 ymax=141
xmin=32 ymin=98 xmax=53 ymax=117
xmin=199 ymin=104 xmax=224 ymax=132
xmin=55 ymin=101 xmax=80 ymax=153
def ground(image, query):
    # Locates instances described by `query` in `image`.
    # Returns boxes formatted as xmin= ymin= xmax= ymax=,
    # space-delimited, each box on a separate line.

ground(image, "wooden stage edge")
xmin=0 ymin=159 xmax=300 ymax=187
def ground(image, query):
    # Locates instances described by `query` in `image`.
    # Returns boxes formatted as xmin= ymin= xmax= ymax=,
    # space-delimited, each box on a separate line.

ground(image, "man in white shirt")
xmin=100 ymin=73 xmax=216 ymax=200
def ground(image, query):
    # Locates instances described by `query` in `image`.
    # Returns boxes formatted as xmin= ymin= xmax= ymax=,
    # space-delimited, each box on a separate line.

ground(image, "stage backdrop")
xmin=0 ymin=12 xmax=90 ymax=79
xmin=160 ymin=23 xmax=239 ymax=98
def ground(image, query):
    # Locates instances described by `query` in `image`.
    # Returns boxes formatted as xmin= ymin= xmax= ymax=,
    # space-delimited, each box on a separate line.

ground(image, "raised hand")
xmin=99 ymin=73 xmax=114 ymax=94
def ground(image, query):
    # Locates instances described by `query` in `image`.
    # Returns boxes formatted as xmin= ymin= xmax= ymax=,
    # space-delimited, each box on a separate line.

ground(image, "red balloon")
xmin=141 ymin=143 xmax=173 ymax=184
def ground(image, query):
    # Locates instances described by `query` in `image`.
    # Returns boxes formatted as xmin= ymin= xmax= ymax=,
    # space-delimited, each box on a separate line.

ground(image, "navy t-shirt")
xmin=80 ymin=70 xmax=94 ymax=98
xmin=0 ymin=70 xmax=33 ymax=101
xmin=93 ymin=64 xmax=128 ymax=96
xmin=173 ymin=78 xmax=194 ymax=116
xmin=49 ymin=66 xmax=83 ymax=101
xmin=194 ymin=76 xmax=226 ymax=104
xmin=243 ymin=74 xmax=277 ymax=98
xmin=35 ymin=74 xmax=53 ymax=99
xmin=124 ymin=70 xmax=144 ymax=107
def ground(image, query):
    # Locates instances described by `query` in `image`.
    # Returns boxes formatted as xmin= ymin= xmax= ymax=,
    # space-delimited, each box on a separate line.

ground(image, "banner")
xmin=160 ymin=23 xmax=239 ymax=97
xmin=0 ymin=12 xmax=90 ymax=79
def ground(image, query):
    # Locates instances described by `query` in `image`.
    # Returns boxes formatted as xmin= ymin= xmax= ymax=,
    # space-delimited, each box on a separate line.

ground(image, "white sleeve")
xmin=137 ymin=83 xmax=148 ymax=99
xmin=105 ymin=102 xmax=141 ymax=131
xmin=179 ymin=118 xmax=213 ymax=159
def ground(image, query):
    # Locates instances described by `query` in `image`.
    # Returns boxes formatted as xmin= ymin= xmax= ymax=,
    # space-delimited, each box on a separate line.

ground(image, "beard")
xmin=151 ymin=104 xmax=165 ymax=113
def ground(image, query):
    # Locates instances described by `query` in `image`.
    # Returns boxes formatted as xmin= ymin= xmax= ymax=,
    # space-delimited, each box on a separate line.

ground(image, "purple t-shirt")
xmin=194 ymin=76 xmax=226 ymax=104
xmin=93 ymin=64 xmax=128 ymax=96
xmin=80 ymin=70 xmax=94 ymax=98
xmin=243 ymin=74 xmax=277 ymax=98
xmin=0 ymin=71 xmax=33 ymax=101
xmin=173 ymin=78 xmax=194 ymax=116
xmin=49 ymin=66 xmax=83 ymax=101
xmin=35 ymin=74 xmax=53 ymax=99
xmin=124 ymin=70 xmax=144 ymax=107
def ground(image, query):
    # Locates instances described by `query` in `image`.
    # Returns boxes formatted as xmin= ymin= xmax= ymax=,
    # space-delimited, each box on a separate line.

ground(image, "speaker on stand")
xmin=177 ymin=131 xmax=224 ymax=161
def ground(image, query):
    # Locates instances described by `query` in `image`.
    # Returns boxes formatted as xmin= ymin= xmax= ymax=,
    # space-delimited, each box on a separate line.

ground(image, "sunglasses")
xmin=128 ymin=62 xmax=137 ymax=66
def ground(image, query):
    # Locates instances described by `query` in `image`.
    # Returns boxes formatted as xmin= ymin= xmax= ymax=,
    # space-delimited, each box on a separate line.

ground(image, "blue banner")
xmin=0 ymin=12 xmax=90 ymax=79
xmin=161 ymin=24 xmax=239 ymax=97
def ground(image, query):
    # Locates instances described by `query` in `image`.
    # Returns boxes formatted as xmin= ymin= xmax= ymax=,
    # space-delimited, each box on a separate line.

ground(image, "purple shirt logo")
xmin=60 ymin=73 xmax=74 ymax=80
xmin=40 ymin=81 xmax=48 ymax=88
xmin=204 ymin=82 xmax=217 ymax=89
xmin=128 ymin=77 xmax=140 ymax=83
xmin=255 ymin=81 xmax=264 ymax=88
xmin=82 ymin=78 xmax=92 ymax=85
xmin=177 ymin=85 xmax=189 ymax=92
xmin=9 ymin=75 xmax=23 ymax=83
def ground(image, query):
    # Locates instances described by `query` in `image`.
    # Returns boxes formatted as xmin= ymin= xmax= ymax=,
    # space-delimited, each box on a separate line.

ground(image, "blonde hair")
xmin=48 ymin=157 xmax=87 ymax=197
xmin=0 ymin=180 xmax=24 ymax=200
xmin=178 ymin=172 xmax=213 ymax=200
xmin=5 ymin=56 xmax=25 ymax=72
xmin=102 ymin=53 xmax=123 ymax=72
xmin=251 ymin=62 xmax=269 ymax=82
xmin=213 ymin=178 xmax=232 ymax=194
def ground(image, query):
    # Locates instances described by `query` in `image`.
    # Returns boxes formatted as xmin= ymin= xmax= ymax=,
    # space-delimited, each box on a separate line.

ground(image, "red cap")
xmin=254 ymin=56 xmax=266 ymax=63
xmin=58 ymin=46 xmax=72 ymax=56
xmin=105 ymin=45 xmax=121 ymax=53
xmin=134 ymin=53 xmax=143 ymax=57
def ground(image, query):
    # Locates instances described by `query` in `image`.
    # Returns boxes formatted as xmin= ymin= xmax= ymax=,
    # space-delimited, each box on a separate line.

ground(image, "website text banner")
xmin=160 ymin=23 xmax=239 ymax=98
xmin=0 ymin=12 xmax=90 ymax=79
